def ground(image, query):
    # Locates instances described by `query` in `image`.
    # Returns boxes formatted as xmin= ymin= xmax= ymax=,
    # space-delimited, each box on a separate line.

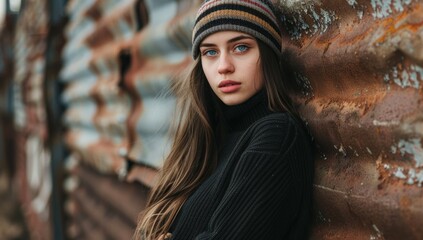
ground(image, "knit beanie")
xmin=192 ymin=0 xmax=282 ymax=59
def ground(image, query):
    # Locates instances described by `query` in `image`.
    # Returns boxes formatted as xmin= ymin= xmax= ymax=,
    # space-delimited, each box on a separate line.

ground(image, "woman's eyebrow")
xmin=200 ymin=35 xmax=254 ymax=48
xmin=199 ymin=42 xmax=216 ymax=48
xmin=227 ymin=35 xmax=254 ymax=43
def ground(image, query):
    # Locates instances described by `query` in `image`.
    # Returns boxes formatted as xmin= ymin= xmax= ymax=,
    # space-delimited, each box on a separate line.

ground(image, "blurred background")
xmin=0 ymin=0 xmax=422 ymax=239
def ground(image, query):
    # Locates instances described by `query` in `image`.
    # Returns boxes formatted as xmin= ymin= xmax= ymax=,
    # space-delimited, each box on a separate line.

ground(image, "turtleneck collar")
xmin=219 ymin=90 xmax=272 ymax=132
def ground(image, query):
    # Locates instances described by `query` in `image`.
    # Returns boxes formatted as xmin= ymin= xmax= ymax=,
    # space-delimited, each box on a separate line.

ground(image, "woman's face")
xmin=200 ymin=31 xmax=263 ymax=106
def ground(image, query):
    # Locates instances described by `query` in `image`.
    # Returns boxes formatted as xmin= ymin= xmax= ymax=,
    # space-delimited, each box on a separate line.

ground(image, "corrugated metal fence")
xmin=12 ymin=0 xmax=53 ymax=239
xmin=0 ymin=0 xmax=421 ymax=239
xmin=60 ymin=0 xmax=198 ymax=238
xmin=278 ymin=1 xmax=423 ymax=239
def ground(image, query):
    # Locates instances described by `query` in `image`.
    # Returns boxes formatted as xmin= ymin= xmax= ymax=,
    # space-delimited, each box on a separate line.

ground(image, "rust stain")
xmin=374 ymin=5 xmax=423 ymax=44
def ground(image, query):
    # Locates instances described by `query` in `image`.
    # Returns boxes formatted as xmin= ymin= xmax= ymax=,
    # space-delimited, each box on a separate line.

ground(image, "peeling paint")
xmin=357 ymin=10 xmax=364 ymax=19
xmin=388 ymin=165 xmax=423 ymax=187
xmin=278 ymin=0 xmax=318 ymax=12
xmin=373 ymin=120 xmax=400 ymax=127
xmin=346 ymin=0 xmax=357 ymax=6
xmin=279 ymin=2 xmax=336 ymax=40
xmin=407 ymin=169 xmax=423 ymax=187
xmin=372 ymin=224 xmax=383 ymax=238
xmin=393 ymin=167 xmax=407 ymax=179
xmin=346 ymin=0 xmax=364 ymax=19
xmin=397 ymin=138 xmax=423 ymax=167
xmin=347 ymin=0 xmax=364 ymax=20
xmin=317 ymin=210 xmax=331 ymax=223
xmin=384 ymin=64 xmax=423 ymax=89
xmin=411 ymin=170 xmax=423 ymax=187
xmin=371 ymin=0 xmax=413 ymax=19
xmin=294 ymin=72 xmax=314 ymax=97
xmin=339 ymin=144 xmax=347 ymax=157
xmin=391 ymin=146 xmax=397 ymax=154
xmin=380 ymin=160 xmax=423 ymax=187
xmin=334 ymin=144 xmax=348 ymax=157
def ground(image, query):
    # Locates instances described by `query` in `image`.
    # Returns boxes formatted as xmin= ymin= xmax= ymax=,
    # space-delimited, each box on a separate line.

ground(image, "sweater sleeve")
xmin=191 ymin=119 xmax=309 ymax=240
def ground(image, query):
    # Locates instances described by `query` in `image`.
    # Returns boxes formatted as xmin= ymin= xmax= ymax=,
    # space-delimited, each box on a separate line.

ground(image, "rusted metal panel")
xmin=72 ymin=187 xmax=134 ymax=239
xmin=59 ymin=1 xmax=198 ymax=238
xmin=70 ymin=165 xmax=148 ymax=239
xmin=63 ymin=155 xmax=149 ymax=239
xmin=61 ymin=0 xmax=140 ymax=176
xmin=73 ymin=162 xmax=149 ymax=223
xmin=275 ymin=0 xmax=423 ymax=239
xmin=60 ymin=0 xmax=197 ymax=174
xmin=14 ymin=133 xmax=52 ymax=240
xmin=60 ymin=0 xmax=153 ymax=238
xmin=0 ymin=12 xmax=22 ymax=238
xmin=11 ymin=0 xmax=53 ymax=239
xmin=123 ymin=0 xmax=200 ymax=169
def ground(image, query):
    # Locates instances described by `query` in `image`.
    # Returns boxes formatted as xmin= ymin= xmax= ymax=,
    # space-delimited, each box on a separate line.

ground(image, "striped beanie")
xmin=192 ymin=0 xmax=282 ymax=59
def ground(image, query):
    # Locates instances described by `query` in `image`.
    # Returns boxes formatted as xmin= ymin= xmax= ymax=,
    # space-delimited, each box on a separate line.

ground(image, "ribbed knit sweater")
xmin=170 ymin=92 xmax=314 ymax=240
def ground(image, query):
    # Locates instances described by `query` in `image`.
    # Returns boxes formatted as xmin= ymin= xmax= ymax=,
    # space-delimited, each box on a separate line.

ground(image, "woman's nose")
xmin=217 ymin=53 xmax=234 ymax=74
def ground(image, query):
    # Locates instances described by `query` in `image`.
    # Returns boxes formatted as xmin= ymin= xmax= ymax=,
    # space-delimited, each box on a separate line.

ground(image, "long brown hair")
xmin=133 ymin=40 xmax=299 ymax=240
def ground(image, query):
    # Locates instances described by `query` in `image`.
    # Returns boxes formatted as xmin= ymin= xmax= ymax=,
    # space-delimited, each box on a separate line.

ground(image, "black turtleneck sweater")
xmin=170 ymin=92 xmax=314 ymax=240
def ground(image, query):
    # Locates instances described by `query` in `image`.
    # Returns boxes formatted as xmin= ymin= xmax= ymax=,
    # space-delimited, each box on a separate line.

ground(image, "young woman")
xmin=134 ymin=0 xmax=314 ymax=239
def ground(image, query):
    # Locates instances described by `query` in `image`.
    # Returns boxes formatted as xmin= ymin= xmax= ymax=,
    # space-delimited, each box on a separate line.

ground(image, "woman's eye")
xmin=202 ymin=49 xmax=218 ymax=56
xmin=234 ymin=45 xmax=249 ymax=53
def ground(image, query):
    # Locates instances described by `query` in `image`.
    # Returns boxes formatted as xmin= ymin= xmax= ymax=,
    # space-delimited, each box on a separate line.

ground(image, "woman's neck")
xmin=219 ymin=90 xmax=272 ymax=132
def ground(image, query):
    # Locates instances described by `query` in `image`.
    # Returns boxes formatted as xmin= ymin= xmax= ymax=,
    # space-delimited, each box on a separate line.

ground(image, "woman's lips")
xmin=218 ymin=80 xmax=241 ymax=93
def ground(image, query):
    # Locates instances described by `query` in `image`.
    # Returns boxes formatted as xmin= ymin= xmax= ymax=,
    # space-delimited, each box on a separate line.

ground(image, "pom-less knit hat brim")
xmin=192 ymin=0 xmax=282 ymax=59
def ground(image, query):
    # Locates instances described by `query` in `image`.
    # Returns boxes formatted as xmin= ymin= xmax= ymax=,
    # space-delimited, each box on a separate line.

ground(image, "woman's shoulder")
xmin=246 ymin=112 xmax=307 ymax=154
xmin=250 ymin=112 xmax=298 ymax=134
